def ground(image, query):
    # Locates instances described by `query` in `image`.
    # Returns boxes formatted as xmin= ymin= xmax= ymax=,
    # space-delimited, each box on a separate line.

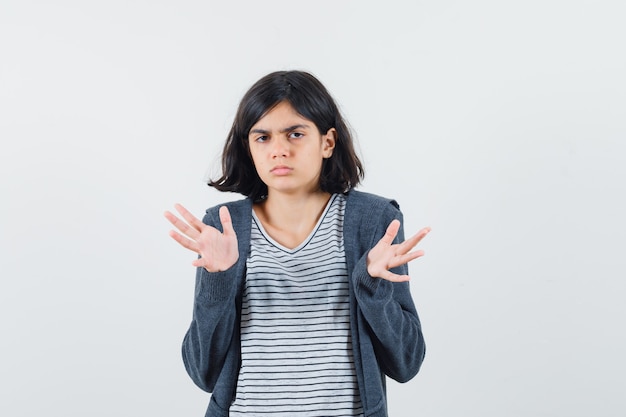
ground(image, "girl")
xmin=164 ymin=70 xmax=430 ymax=417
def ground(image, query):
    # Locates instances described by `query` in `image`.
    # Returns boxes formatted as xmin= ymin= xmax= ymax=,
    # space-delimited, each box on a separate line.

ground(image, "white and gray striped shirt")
xmin=230 ymin=193 xmax=363 ymax=417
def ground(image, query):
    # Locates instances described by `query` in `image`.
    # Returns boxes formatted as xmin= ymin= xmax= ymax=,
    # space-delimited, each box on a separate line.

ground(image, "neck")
xmin=264 ymin=190 xmax=331 ymax=223
xmin=253 ymin=190 xmax=333 ymax=247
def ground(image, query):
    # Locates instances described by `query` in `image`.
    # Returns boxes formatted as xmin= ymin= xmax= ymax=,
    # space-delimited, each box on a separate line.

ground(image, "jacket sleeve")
xmin=352 ymin=204 xmax=426 ymax=383
xmin=181 ymin=209 xmax=241 ymax=392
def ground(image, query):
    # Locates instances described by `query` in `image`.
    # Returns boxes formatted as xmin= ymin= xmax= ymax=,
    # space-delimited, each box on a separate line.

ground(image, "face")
xmin=248 ymin=101 xmax=336 ymax=197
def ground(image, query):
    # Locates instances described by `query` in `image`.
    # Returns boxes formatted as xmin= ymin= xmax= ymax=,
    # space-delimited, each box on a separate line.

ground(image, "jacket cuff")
xmin=196 ymin=266 xmax=237 ymax=301
xmin=354 ymin=252 xmax=382 ymax=296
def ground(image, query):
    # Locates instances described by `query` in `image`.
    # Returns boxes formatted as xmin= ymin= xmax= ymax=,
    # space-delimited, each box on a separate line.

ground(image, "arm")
xmin=182 ymin=264 xmax=240 ymax=392
xmin=165 ymin=204 xmax=242 ymax=391
xmin=353 ymin=207 xmax=429 ymax=382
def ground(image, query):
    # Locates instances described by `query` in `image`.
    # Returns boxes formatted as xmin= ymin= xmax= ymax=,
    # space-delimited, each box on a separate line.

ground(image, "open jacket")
xmin=182 ymin=190 xmax=426 ymax=417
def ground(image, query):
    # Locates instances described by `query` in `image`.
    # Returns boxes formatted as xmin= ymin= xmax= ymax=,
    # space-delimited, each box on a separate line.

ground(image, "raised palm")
xmin=164 ymin=204 xmax=239 ymax=272
xmin=367 ymin=220 xmax=430 ymax=282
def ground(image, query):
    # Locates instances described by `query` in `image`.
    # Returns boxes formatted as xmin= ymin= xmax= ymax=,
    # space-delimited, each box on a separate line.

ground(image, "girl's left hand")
xmin=366 ymin=221 xmax=430 ymax=282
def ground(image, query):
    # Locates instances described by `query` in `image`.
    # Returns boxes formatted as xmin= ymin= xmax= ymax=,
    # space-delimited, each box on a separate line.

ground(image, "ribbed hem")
xmin=354 ymin=253 xmax=381 ymax=296
xmin=197 ymin=267 xmax=237 ymax=301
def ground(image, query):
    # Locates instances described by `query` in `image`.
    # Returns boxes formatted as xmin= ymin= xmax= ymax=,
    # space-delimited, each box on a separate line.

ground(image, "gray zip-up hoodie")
xmin=182 ymin=190 xmax=426 ymax=417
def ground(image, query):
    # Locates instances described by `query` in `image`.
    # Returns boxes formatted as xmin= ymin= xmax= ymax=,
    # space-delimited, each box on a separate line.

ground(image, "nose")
xmin=271 ymin=138 xmax=290 ymax=158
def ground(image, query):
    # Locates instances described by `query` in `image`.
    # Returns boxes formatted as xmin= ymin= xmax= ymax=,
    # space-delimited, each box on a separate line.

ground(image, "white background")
xmin=1 ymin=1 xmax=625 ymax=416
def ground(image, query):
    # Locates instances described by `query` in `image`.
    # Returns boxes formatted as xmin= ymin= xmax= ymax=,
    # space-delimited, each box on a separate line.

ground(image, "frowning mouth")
xmin=270 ymin=165 xmax=293 ymax=175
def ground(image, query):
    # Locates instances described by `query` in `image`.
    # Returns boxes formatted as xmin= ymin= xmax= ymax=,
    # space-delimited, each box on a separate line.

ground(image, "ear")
xmin=322 ymin=128 xmax=337 ymax=158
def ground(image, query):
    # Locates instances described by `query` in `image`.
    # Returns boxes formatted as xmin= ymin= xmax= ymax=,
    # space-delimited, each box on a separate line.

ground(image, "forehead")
xmin=250 ymin=101 xmax=313 ymax=131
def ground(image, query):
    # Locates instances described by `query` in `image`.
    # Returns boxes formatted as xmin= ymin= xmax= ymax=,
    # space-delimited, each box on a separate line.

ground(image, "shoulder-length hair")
xmin=209 ymin=70 xmax=364 ymax=201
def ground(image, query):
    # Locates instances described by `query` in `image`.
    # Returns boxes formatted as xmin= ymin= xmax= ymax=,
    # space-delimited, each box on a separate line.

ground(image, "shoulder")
xmin=344 ymin=190 xmax=403 ymax=238
xmin=343 ymin=190 xmax=404 ymax=252
xmin=204 ymin=197 xmax=252 ymax=215
xmin=202 ymin=197 xmax=253 ymax=232
xmin=345 ymin=189 xmax=401 ymax=216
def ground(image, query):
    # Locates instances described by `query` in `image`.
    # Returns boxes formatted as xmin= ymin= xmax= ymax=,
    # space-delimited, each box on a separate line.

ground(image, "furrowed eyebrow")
xmin=249 ymin=124 xmax=310 ymax=136
xmin=280 ymin=124 xmax=310 ymax=133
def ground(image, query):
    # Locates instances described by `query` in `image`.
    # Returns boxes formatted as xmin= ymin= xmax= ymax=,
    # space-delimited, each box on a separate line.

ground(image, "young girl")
xmin=165 ymin=70 xmax=430 ymax=417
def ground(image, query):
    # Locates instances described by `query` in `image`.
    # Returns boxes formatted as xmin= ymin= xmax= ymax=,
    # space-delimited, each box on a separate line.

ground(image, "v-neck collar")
xmin=251 ymin=194 xmax=338 ymax=253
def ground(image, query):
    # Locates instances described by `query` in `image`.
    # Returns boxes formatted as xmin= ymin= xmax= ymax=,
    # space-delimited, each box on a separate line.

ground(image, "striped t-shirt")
xmin=229 ymin=193 xmax=363 ymax=417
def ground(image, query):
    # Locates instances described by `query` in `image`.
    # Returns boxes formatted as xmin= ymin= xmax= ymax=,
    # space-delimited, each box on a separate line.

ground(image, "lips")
xmin=270 ymin=165 xmax=293 ymax=175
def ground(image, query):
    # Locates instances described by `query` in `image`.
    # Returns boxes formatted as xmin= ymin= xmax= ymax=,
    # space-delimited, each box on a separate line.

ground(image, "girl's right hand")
xmin=164 ymin=204 xmax=239 ymax=272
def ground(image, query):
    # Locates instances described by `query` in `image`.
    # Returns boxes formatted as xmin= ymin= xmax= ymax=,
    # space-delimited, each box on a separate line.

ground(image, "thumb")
xmin=219 ymin=206 xmax=235 ymax=236
xmin=380 ymin=219 xmax=400 ymax=245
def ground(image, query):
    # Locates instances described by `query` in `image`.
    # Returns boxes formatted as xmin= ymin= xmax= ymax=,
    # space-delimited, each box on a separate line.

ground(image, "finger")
xmin=191 ymin=257 xmax=206 ymax=268
xmin=192 ymin=257 xmax=219 ymax=272
xmin=380 ymin=219 xmax=401 ymax=245
xmin=219 ymin=206 xmax=235 ymax=236
xmin=413 ymin=226 xmax=431 ymax=243
xmin=165 ymin=210 xmax=201 ymax=240
xmin=174 ymin=203 xmax=206 ymax=234
xmin=396 ymin=226 xmax=431 ymax=254
xmin=387 ymin=249 xmax=425 ymax=269
xmin=163 ymin=210 xmax=179 ymax=225
xmin=381 ymin=270 xmax=411 ymax=283
xmin=168 ymin=229 xmax=200 ymax=253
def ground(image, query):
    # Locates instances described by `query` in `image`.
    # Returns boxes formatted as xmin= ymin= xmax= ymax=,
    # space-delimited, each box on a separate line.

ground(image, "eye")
xmin=254 ymin=135 xmax=269 ymax=143
xmin=289 ymin=132 xmax=304 ymax=139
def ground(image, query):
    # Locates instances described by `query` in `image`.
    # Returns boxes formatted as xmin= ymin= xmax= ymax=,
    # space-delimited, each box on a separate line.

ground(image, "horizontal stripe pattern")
xmin=230 ymin=194 xmax=363 ymax=417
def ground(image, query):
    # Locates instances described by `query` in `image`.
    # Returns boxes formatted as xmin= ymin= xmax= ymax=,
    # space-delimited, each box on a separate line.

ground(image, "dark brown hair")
xmin=209 ymin=70 xmax=364 ymax=201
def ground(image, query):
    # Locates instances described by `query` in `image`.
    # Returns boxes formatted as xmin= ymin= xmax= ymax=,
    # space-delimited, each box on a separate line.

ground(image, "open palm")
xmin=164 ymin=204 xmax=239 ymax=272
xmin=367 ymin=220 xmax=430 ymax=282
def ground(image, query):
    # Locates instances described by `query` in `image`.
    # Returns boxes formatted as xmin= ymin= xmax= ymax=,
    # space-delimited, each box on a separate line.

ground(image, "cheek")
xmin=248 ymin=150 xmax=265 ymax=175
xmin=247 ymin=146 xmax=262 ymax=165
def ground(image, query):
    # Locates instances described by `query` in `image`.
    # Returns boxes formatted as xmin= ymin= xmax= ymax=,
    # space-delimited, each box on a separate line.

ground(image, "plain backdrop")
xmin=1 ymin=1 xmax=625 ymax=416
